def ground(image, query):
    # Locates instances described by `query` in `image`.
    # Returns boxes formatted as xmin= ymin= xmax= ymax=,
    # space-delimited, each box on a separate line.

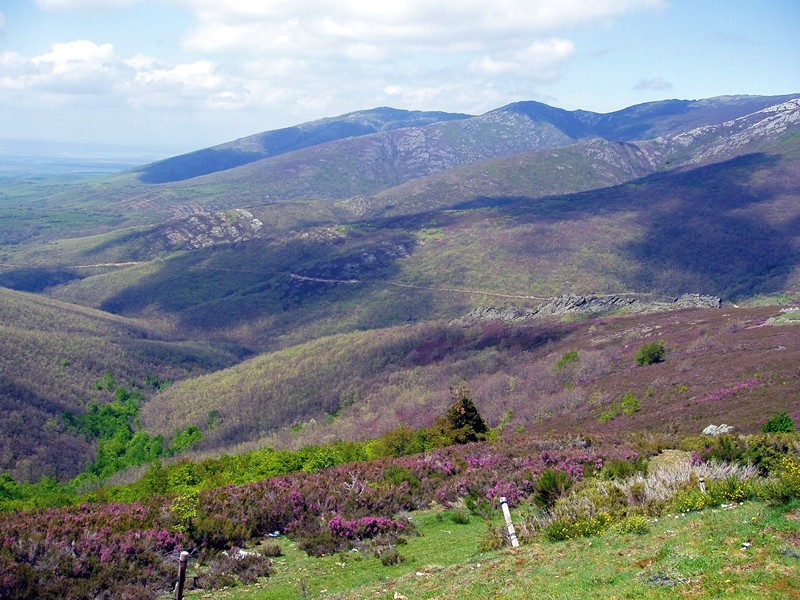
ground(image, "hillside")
xmin=0 ymin=287 xmax=241 ymax=480
xmin=5 ymin=94 xmax=795 ymax=241
xmin=41 ymin=115 xmax=800 ymax=355
xmin=139 ymin=304 xmax=800 ymax=457
xmin=1 ymin=94 xmax=799 ymax=479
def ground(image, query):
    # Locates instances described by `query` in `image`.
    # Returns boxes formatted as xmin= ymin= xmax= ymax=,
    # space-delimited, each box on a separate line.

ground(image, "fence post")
xmin=499 ymin=496 xmax=520 ymax=548
xmin=175 ymin=550 xmax=189 ymax=600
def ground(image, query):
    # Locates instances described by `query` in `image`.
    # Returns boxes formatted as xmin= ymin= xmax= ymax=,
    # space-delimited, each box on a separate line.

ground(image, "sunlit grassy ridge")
xmin=138 ymin=304 xmax=800 ymax=461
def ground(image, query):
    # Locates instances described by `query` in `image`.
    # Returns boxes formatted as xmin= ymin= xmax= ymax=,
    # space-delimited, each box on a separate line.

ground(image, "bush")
xmin=378 ymin=547 xmax=405 ymax=566
xmin=533 ymin=468 xmax=572 ymax=509
xmin=445 ymin=510 xmax=471 ymax=525
xmin=600 ymin=459 xmax=637 ymax=481
xmin=613 ymin=514 xmax=650 ymax=535
xmin=554 ymin=351 xmax=579 ymax=371
xmin=544 ymin=512 xmax=612 ymax=541
xmin=620 ymin=393 xmax=640 ymax=415
xmin=672 ymin=488 xmax=712 ymax=513
xmin=759 ymin=456 xmax=800 ymax=506
xmin=708 ymin=476 xmax=756 ymax=504
xmin=479 ymin=522 xmax=506 ymax=552
xmin=260 ymin=544 xmax=283 ymax=557
xmin=763 ymin=412 xmax=797 ymax=434
xmin=636 ymin=340 xmax=665 ymax=366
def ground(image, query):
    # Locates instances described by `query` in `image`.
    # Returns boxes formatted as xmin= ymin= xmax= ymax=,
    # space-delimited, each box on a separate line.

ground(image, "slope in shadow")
xmin=620 ymin=153 xmax=799 ymax=300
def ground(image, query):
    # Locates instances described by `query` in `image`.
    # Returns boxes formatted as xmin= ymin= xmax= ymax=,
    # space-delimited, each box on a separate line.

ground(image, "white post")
xmin=698 ymin=477 xmax=706 ymax=493
xmin=175 ymin=550 xmax=189 ymax=600
xmin=499 ymin=496 xmax=520 ymax=548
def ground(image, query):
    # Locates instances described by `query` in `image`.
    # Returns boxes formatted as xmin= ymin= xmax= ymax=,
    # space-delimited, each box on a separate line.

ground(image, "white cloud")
xmin=470 ymin=38 xmax=576 ymax=79
xmin=633 ymin=77 xmax=673 ymax=91
xmin=0 ymin=39 xmax=247 ymax=111
xmin=179 ymin=0 xmax=667 ymax=56
xmin=4 ymin=0 xmax=673 ymax=146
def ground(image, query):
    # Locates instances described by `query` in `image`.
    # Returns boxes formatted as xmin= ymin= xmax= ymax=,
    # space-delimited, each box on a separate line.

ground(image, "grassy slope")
xmin=44 ymin=139 xmax=800 ymax=358
xmin=141 ymin=305 xmax=800 ymax=460
xmin=0 ymin=287 xmax=241 ymax=480
xmin=188 ymin=501 xmax=800 ymax=600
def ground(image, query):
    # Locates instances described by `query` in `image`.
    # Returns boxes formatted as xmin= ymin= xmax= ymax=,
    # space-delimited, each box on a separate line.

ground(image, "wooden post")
xmin=499 ymin=497 xmax=520 ymax=548
xmin=175 ymin=550 xmax=189 ymax=600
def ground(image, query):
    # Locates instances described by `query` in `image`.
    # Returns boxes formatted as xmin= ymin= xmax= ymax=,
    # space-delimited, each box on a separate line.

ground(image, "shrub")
xmin=672 ymin=487 xmax=711 ymax=513
xmin=378 ymin=547 xmax=405 ymax=566
xmin=260 ymin=544 xmax=283 ymax=557
xmin=613 ymin=514 xmax=650 ymax=535
xmin=636 ymin=340 xmax=665 ymax=366
xmin=763 ymin=412 xmax=797 ymax=434
xmin=533 ymin=468 xmax=572 ymax=509
xmin=196 ymin=550 xmax=274 ymax=589
xmin=600 ymin=459 xmax=638 ymax=481
xmin=554 ymin=351 xmax=579 ymax=371
xmin=620 ymin=393 xmax=640 ymax=415
xmin=708 ymin=476 xmax=756 ymax=504
xmin=544 ymin=512 xmax=612 ymax=541
xmin=384 ymin=465 xmax=421 ymax=490
xmin=479 ymin=522 xmax=506 ymax=552
xmin=759 ymin=456 xmax=800 ymax=506
xmin=446 ymin=510 xmax=471 ymax=525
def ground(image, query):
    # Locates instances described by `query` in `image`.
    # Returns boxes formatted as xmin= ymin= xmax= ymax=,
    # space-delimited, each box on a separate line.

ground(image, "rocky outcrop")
xmin=702 ymin=424 xmax=735 ymax=436
xmin=455 ymin=293 xmax=721 ymax=324
xmin=155 ymin=209 xmax=264 ymax=250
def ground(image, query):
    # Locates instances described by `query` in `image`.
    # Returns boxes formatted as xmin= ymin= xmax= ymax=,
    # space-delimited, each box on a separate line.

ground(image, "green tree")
xmin=636 ymin=340 xmax=665 ymax=366
xmin=435 ymin=385 xmax=488 ymax=445
xmin=168 ymin=425 xmax=204 ymax=456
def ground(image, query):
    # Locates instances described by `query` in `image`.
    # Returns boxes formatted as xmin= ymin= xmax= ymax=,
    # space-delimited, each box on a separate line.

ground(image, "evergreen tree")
xmin=436 ymin=385 xmax=488 ymax=445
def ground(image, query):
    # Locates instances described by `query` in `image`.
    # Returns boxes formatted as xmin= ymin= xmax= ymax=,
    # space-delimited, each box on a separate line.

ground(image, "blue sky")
xmin=1 ymin=0 xmax=798 ymax=155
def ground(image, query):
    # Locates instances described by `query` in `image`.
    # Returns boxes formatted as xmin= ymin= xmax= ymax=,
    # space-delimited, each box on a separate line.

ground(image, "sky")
xmin=1 ymin=0 xmax=799 ymax=156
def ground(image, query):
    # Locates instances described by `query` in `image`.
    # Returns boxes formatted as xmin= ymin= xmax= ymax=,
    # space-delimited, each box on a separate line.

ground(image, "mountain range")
xmin=1 ymin=93 xmax=799 ymax=480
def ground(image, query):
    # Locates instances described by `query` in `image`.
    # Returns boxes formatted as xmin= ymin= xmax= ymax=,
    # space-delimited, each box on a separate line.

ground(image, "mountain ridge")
xmin=2 ymin=92 xmax=800 ymax=479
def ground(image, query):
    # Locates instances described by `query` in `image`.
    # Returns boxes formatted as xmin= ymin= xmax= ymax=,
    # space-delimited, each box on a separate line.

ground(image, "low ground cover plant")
xmin=0 ymin=405 xmax=797 ymax=598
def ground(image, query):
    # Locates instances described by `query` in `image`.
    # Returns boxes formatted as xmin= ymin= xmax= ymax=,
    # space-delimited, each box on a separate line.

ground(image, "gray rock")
xmin=454 ymin=292 xmax=722 ymax=324
xmin=702 ymin=424 xmax=734 ymax=436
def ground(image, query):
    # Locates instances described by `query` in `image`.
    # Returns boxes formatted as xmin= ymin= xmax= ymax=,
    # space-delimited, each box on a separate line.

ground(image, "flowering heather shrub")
xmin=328 ymin=516 xmax=407 ymax=539
xmin=0 ymin=436 xmax=664 ymax=596
xmin=698 ymin=378 xmax=759 ymax=404
xmin=485 ymin=480 xmax=527 ymax=507
xmin=0 ymin=502 xmax=183 ymax=598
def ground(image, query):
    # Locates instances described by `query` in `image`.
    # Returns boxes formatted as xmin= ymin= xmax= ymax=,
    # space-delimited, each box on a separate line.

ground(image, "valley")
xmin=0 ymin=94 xmax=799 ymax=598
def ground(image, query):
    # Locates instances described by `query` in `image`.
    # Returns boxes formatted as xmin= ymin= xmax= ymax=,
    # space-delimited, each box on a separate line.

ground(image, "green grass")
xmin=185 ymin=509 xmax=503 ymax=600
xmin=189 ymin=501 xmax=800 ymax=600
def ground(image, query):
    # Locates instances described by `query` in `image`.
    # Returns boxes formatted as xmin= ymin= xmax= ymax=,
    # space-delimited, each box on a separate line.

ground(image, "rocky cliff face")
xmin=456 ymin=293 xmax=722 ymax=324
